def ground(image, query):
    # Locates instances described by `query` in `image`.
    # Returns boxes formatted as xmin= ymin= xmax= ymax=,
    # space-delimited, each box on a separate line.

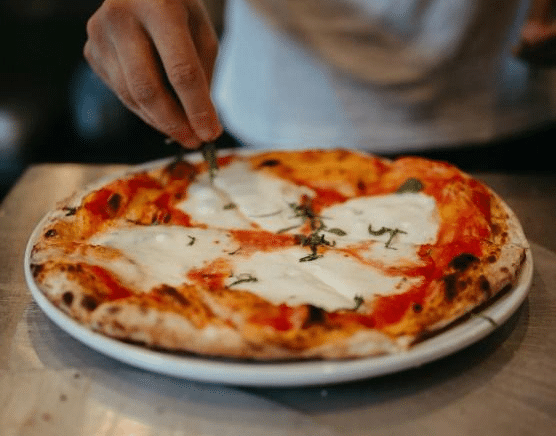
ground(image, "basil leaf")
xmin=201 ymin=142 xmax=218 ymax=183
xmin=396 ymin=178 xmax=423 ymax=194
xmin=327 ymin=228 xmax=347 ymax=236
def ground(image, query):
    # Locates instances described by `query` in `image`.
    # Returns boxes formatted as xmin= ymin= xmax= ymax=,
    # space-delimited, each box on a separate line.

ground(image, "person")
xmin=83 ymin=0 xmax=556 ymax=155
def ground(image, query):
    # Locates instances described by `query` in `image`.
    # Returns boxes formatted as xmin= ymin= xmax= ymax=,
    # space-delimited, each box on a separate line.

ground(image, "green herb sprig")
xmin=229 ymin=273 xmax=258 ymax=287
xmin=353 ymin=295 xmax=364 ymax=310
xmin=165 ymin=137 xmax=218 ymax=184
xmin=396 ymin=178 xmax=424 ymax=194
xmin=201 ymin=142 xmax=218 ymax=184
xmin=285 ymin=200 xmax=347 ymax=261
xmin=297 ymin=232 xmax=336 ymax=262
xmin=368 ymin=225 xmax=407 ymax=249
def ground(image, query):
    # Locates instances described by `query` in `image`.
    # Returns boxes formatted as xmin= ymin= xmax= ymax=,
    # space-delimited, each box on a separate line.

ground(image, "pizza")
xmin=28 ymin=149 xmax=529 ymax=360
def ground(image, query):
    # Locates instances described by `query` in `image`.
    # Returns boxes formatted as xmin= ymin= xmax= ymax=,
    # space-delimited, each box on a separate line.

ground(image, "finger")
xmin=106 ymin=14 xmax=202 ymax=148
xmin=85 ymin=19 xmax=163 ymax=135
xmin=188 ymin=2 xmax=220 ymax=84
xmin=139 ymin=2 xmax=223 ymax=142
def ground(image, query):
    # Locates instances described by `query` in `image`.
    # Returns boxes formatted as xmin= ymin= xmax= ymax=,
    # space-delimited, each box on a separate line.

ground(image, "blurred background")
xmin=1 ymin=0 xmax=554 ymax=202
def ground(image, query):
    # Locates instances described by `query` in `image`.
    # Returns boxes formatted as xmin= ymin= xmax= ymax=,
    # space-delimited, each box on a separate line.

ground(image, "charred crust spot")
xmin=159 ymin=285 xmax=190 ymax=306
xmin=487 ymin=254 xmax=497 ymax=263
xmin=107 ymin=193 xmax=122 ymax=212
xmin=107 ymin=306 xmax=121 ymax=314
xmin=396 ymin=177 xmax=424 ymax=193
xmin=62 ymin=291 xmax=74 ymax=306
xmin=249 ymin=343 xmax=264 ymax=352
xmin=45 ymin=229 xmax=57 ymax=238
xmin=443 ymin=273 xmax=458 ymax=301
xmin=30 ymin=263 xmax=44 ymax=277
xmin=66 ymin=264 xmax=79 ymax=273
xmin=165 ymin=160 xmax=197 ymax=180
xmin=357 ymin=179 xmax=366 ymax=192
xmin=259 ymin=159 xmax=281 ymax=167
xmin=491 ymin=223 xmax=501 ymax=235
xmin=412 ymin=303 xmax=423 ymax=313
xmin=449 ymin=253 xmax=479 ymax=271
xmin=303 ymin=304 xmax=326 ymax=328
xmin=479 ymin=275 xmax=491 ymax=296
xmin=64 ymin=207 xmax=77 ymax=216
xmin=112 ymin=321 xmax=125 ymax=331
xmin=81 ymin=295 xmax=98 ymax=311
xmin=337 ymin=149 xmax=351 ymax=160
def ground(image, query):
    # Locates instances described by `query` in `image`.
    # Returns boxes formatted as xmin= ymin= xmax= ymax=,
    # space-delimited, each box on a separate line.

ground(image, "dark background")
xmin=1 ymin=0 xmax=555 ymax=203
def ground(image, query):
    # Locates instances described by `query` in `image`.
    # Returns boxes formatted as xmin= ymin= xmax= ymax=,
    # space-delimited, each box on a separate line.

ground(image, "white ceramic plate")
xmin=23 ymin=154 xmax=534 ymax=387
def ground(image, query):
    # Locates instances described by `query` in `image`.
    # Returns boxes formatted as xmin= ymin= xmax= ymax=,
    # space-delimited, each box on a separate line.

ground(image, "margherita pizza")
xmin=28 ymin=149 xmax=529 ymax=360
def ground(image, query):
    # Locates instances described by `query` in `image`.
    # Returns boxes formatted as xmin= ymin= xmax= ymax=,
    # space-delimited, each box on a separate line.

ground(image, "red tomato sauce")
xmin=152 ymin=192 xmax=193 ymax=226
xmin=125 ymin=173 xmax=163 ymax=193
xmin=326 ymin=312 xmax=376 ymax=329
xmin=84 ymin=174 xmax=162 ymax=220
xmin=248 ymin=304 xmax=295 ymax=331
xmin=187 ymin=259 xmax=231 ymax=291
xmin=229 ymin=229 xmax=297 ymax=252
xmin=84 ymin=188 xmax=117 ymax=220
xmin=310 ymin=187 xmax=348 ymax=211
xmin=87 ymin=265 xmax=132 ymax=300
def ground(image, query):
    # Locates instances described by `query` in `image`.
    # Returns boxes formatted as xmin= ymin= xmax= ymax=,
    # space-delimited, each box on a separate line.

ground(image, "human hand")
xmin=84 ymin=0 xmax=223 ymax=149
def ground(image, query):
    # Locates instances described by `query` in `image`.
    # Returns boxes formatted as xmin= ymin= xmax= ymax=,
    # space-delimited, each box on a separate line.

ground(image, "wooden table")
xmin=1 ymin=164 xmax=555 ymax=435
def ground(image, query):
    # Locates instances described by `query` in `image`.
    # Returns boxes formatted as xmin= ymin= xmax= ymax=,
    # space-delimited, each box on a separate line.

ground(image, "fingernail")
xmin=198 ymin=128 xmax=222 ymax=142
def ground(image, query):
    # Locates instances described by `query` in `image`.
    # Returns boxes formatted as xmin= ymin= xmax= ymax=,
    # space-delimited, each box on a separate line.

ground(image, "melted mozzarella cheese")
xmin=176 ymin=181 xmax=252 ymax=229
xmin=323 ymin=193 xmax=439 ymax=244
xmin=225 ymin=248 xmax=421 ymax=311
xmin=321 ymin=193 xmax=439 ymax=263
xmin=89 ymin=226 xmax=237 ymax=291
xmin=213 ymin=160 xmax=314 ymax=232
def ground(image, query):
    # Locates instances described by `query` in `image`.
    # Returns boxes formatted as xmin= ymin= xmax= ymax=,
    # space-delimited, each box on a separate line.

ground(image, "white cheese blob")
xmin=89 ymin=226 xmax=237 ymax=291
xmin=213 ymin=160 xmax=314 ymax=232
xmin=225 ymin=248 xmax=421 ymax=311
xmin=323 ymin=193 xmax=439 ymax=244
xmin=321 ymin=193 xmax=439 ymax=264
xmin=176 ymin=181 xmax=252 ymax=229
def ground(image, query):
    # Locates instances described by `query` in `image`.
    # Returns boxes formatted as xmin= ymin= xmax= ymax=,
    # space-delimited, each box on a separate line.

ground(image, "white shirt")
xmin=212 ymin=0 xmax=556 ymax=152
